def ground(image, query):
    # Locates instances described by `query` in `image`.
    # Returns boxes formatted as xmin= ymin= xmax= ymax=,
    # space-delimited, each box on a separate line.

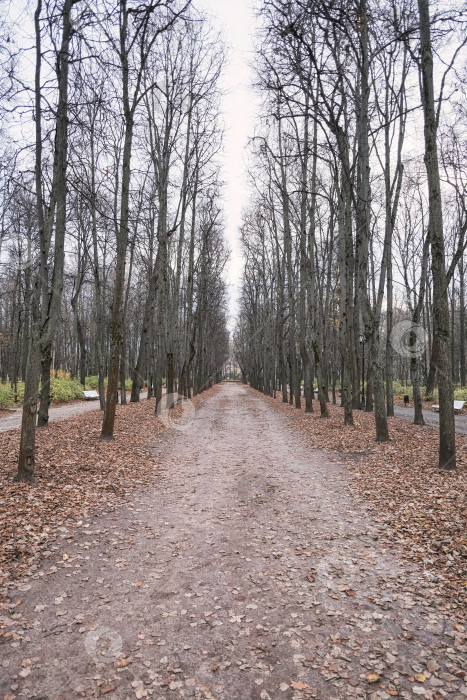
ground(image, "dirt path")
xmin=1 ymin=384 xmax=465 ymax=700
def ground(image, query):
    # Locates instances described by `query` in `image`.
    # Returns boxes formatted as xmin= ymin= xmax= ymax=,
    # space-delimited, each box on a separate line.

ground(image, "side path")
xmin=391 ymin=404 xmax=467 ymax=435
xmin=335 ymin=395 xmax=467 ymax=435
xmin=0 ymin=383 xmax=465 ymax=699
xmin=0 ymin=393 xmax=150 ymax=433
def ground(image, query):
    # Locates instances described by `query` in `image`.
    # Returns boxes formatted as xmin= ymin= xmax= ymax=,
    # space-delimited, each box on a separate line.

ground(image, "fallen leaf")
xmin=290 ymin=680 xmax=310 ymax=690
xmin=169 ymin=681 xmax=183 ymax=690
xmin=366 ymin=672 xmax=380 ymax=684
xmin=132 ymin=680 xmax=146 ymax=699
xmin=116 ymin=656 xmax=131 ymax=668
xmin=100 ymin=684 xmax=116 ymax=695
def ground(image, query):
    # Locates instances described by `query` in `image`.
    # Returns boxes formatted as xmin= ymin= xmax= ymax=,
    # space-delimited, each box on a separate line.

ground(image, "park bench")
xmin=431 ymin=400 xmax=465 ymax=413
xmin=83 ymin=390 xmax=99 ymax=400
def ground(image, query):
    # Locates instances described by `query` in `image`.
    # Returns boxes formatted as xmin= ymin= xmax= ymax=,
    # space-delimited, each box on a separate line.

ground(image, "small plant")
xmin=49 ymin=377 xmax=84 ymax=403
xmin=0 ymin=384 xmax=15 ymax=409
xmin=0 ymin=381 xmax=25 ymax=408
xmin=85 ymin=376 xmax=99 ymax=389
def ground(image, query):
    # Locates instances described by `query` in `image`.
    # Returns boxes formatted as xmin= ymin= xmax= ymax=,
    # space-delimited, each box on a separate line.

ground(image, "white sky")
xmin=194 ymin=0 xmax=260 ymax=329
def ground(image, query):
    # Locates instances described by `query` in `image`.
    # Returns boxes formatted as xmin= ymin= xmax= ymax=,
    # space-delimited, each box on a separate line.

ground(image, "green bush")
xmin=49 ymin=377 xmax=84 ymax=403
xmin=0 ymin=383 xmax=15 ymax=408
xmin=392 ymin=382 xmax=409 ymax=399
xmin=0 ymin=381 xmax=25 ymax=408
xmin=86 ymin=376 xmax=135 ymax=391
xmin=454 ymin=388 xmax=467 ymax=401
xmin=391 ymin=381 xmax=440 ymax=402
xmin=85 ymin=375 xmax=99 ymax=389
xmin=2 ymin=376 xmax=103 ymax=407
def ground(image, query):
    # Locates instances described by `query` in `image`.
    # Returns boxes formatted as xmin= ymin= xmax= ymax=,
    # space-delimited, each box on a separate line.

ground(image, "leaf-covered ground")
xmin=0 ymin=383 xmax=466 ymax=700
xmin=269 ymin=391 xmax=467 ymax=619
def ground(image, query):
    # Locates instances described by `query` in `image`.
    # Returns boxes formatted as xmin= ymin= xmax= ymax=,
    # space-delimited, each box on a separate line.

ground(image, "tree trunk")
xmin=418 ymin=0 xmax=455 ymax=469
xmin=386 ymin=256 xmax=394 ymax=416
xmin=17 ymin=336 xmax=41 ymax=483
xmin=37 ymin=351 xmax=52 ymax=427
xmin=411 ymin=354 xmax=425 ymax=425
xmin=425 ymin=332 xmax=438 ymax=400
xmin=17 ymin=0 xmax=73 ymax=480
xmin=338 ymin=165 xmax=354 ymax=427
xmin=101 ymin=5 xmax=135 ymax=439
xmin=130 ymin=265 xmax=158 ymax=401
xmin=460 ymin=254 xmax=466 ymax=386
xmin=167 ymin=351 xmax=174 ymax=399
xmin=355 ymin=0 xmax=388 ymax=441
xmin=119 ymin=331 xmax=127 ymax=405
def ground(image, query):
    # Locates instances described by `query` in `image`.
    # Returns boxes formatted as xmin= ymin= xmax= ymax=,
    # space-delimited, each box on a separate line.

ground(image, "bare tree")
xmin=17 ymin=0 xmax=75 ymax=482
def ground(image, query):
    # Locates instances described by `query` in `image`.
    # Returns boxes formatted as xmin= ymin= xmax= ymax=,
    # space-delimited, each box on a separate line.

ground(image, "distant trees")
xmin=0 ymin=0 xmax=229 ymax=482
xmin=236 ymin=0 xmax=467 ymax=469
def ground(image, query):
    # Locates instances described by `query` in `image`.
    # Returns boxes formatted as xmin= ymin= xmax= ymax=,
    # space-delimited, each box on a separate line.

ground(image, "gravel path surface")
xmin=0 ymin=383 xmax=465 ymax=699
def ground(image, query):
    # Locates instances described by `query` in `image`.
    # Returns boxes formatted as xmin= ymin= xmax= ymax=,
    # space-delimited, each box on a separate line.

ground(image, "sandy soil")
xmin=0 ymin=383 xmax=465 ymax=699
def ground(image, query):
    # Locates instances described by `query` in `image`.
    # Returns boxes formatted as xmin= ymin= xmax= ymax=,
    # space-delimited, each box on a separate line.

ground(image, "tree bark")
xmin=418 ymin=0 xmax=456 ymax=469
xmin=460 ymin=254 xmax=466 ymax=386
xmin=17 ymin=0 xmax=73 ymax=480
xmin=101 ymin=2 xmax=134 ymax=438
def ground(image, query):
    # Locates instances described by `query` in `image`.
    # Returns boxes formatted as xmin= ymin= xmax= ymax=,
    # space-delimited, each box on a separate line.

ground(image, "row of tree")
xmin=234 ymin=0 xmax=467 ymax=470
xmin=0 ymin=0 xmax=230 ymax=482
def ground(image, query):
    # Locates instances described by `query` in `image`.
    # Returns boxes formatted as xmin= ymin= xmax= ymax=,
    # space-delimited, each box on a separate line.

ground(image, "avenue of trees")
xmin=234 ymin=0 xmax=467 ymax=469
xmin=0 ymin=0 xmax=229 ymax=482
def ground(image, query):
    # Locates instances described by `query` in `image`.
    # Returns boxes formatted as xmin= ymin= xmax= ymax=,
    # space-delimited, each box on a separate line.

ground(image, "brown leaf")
xmin=100 ymin=684 xmax=116 ymax=695
xmin=116 ymin=656 xmax=131 ymax=668
xmin=365 ymin=672 xmax=380 ymax=684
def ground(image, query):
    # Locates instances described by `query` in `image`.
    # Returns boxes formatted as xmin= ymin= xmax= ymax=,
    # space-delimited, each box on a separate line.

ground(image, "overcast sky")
xmin=194 ymin=0 xmax=260 ymax=329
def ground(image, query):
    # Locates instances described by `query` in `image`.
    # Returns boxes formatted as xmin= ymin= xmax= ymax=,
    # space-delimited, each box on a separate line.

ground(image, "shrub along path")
xmin=0 ymin=383 xmax=466 ymax=699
